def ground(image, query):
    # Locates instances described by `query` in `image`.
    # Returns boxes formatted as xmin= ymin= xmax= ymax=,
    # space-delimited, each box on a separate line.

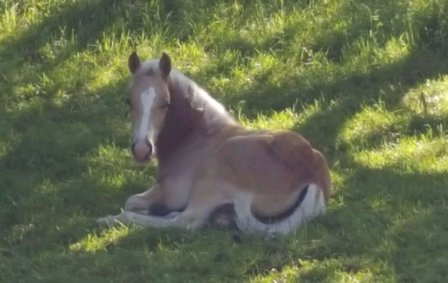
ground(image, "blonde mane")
xmin=140 ymin=59 xmax=238 ymax=133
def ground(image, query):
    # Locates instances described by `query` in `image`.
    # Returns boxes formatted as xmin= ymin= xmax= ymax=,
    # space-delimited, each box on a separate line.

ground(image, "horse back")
xmin=269 ymin=130 xmax=331 ymax=201
xmin=214 ymin=129 xmax=326 ymax=193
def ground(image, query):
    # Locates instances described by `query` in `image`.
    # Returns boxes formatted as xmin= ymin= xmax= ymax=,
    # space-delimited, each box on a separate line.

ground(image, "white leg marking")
xmin=96 ymin=211 xmax=177 ymax=228
xmin=234 ymin=184 xmax=326 ymax=235
xmin=97 ymin=193 xmax=227 ymax=231
xmin=96 ymin=210 xmax=204 ymax=230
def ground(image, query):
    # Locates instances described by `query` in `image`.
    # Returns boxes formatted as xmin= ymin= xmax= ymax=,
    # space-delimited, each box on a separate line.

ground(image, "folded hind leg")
xmin=97 ymin=196 xmax=226 ymax=230
xmin=174 ymin=192 xmax=231 ymax=230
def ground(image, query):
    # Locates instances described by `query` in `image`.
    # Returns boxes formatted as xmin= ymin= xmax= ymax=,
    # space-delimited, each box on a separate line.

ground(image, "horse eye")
xmin=161 ymin=102 xmax=170 ymax=109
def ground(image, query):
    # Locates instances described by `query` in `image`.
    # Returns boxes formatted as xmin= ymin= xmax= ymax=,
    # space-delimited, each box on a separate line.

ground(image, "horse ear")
xmin=128 ymin=51 xmax=141 ymax=74
xmin=159 ymin=52 xmax=171 ymax=78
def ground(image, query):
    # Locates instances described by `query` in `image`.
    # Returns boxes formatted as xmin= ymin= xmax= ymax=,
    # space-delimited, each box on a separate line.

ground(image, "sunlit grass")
xmin=1 ymin=0 xmax=448 ymax=282
xmin=356 ymin=135 xmax=448 ymax=173
xmin=251 ymin=258 xmax=386 ymax=283
xmin=339 ymin=102 xmax=407 ymax=146
xmin=70 ymin=225 xmax=130 ymax=253
xmin=404 ymin=75 xmax=448 ymax=117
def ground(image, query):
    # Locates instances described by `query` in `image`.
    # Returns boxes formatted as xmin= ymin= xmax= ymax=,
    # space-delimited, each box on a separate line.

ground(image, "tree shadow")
xmin=1 ymin=0 xmax=124 ymax=84
xmin=21 ymin=165 xmax=446 ymax=281
xmin=0 ymin=0 xmax=228 ymax=269
xmin=1 ymin=1 xmax=448 ymax=281
xmin=0 ymin=0 xmax=167 ymax=239
xmin=291 ymin=47 xmax=448 ymax=155
xmin=312 ymin=164 xmax=447 ymax=281
xmin=0 ymin=76 xmax=147 ymax=250
xmin=273 ymin=42 xmax=448 ymax=282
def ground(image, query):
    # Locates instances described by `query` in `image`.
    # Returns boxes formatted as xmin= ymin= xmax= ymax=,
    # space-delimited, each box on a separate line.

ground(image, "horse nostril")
xmin=131 ymin=140 xmax=153 ymax=162
xmin=131 ymin=141 xmax=137 ymax=154
xmin=145 ymin=139 xmax=153 ymax=154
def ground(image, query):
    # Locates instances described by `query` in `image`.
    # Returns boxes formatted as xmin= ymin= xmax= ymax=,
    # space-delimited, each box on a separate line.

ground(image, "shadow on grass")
xmin=0 ymin=77 xmax=136 ymax=237
xmin=0 ymin=0 xmax=125 ymax=87
xmin=1 ymin=1 xmax=448 ymax=282
xmin=0 ymin=2 xmax=293 ymax=277
xmin=276 ymin=45 xmax=448 ymax=281
xmin=316 ymin=165 xmax=448 ymax=281
xmin=0 ymin=0 xmax=154 ymax=238
xmin=292 ymin=47 xmax=448 ymax=154
xmin=13 ymin=166 xmax=445 ymax=281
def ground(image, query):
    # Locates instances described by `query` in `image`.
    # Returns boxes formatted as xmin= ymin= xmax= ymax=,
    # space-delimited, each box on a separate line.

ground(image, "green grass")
xmin=1 ymin=0 xmax=448 ymax=282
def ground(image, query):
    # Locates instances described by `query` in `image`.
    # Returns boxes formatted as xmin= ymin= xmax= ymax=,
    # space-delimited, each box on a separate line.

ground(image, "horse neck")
xmin=155 ymin=79 xmax=206 ymax=163
xmin=155 ymin=74 xmax=240 ymax=164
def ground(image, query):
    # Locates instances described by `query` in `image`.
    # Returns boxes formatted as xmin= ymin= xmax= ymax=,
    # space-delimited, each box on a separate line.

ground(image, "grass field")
xmin=1 ymin=0 xmax=448 ymax=282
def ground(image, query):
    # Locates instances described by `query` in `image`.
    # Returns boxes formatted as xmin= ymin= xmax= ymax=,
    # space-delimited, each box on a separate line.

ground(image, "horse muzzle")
xmin=131 ymin=139 xmax=153 ymax=163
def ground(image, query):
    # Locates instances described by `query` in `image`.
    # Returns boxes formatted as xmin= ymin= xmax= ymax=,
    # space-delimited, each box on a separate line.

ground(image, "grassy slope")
xmin=1 ymin=0 xmax=448 ymax=282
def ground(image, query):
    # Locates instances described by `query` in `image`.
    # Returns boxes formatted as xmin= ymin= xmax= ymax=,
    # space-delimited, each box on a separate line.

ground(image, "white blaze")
xmin=135 ymin=87 xmax=155 ymax=143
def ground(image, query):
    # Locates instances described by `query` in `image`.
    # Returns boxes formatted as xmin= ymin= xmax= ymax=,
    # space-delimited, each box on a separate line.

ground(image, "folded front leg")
xmin=124 ymin=184 xmax=164 ymax=214
xmin=97 ymin=183 xmax=230 ymax=230
xmin=96 ymin=211 xmax=179 ymax=228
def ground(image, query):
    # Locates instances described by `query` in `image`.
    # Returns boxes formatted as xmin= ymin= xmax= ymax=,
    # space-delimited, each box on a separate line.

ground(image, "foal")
xmin=97 ymin=52 xmax=331 ymax=235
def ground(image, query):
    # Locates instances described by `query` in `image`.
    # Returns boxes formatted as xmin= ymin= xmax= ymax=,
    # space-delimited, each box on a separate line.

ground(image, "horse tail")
xmin=268 ymin=130 xmax=331 ymax=200
xmin=312 ymin=149 xmax=332 ymax=202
